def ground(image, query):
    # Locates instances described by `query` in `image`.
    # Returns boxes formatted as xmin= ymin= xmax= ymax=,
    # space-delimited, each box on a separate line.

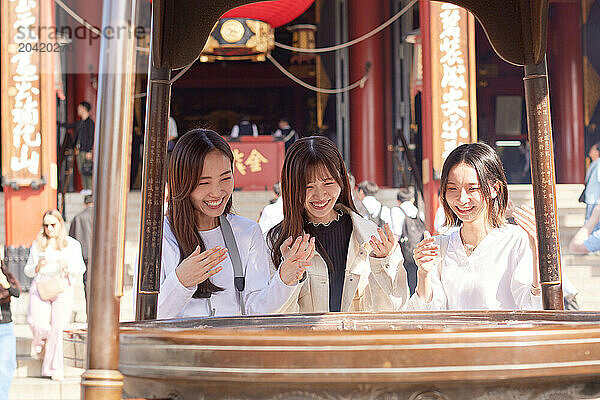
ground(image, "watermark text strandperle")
xmin=16 ymin=24 xmax=149 ymax=47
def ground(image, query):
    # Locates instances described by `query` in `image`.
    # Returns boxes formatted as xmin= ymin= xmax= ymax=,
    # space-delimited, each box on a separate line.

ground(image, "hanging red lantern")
xmin=221 ymin=0 xmax=314 ymax=28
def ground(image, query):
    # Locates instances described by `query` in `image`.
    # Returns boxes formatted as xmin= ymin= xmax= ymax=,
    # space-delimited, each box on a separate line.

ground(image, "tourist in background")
xmin=357 ymin=181 xmax=391 ymax=227
xmin=259 ymin=182 xmax=283 ymax=234
xmin=230 ymin=114 xmax=259 ymax=138
xmin=68 ymin=194 xmax=94 ymax=305
xmin=273 ymin=117 xmax=298 ymax=151
xmin=0 ymin=260 xmax=21 ymax=400
xmin=24 ymin=210 xmax=86 ymax=380
xmin=60 ymin=101 xmax=95 ymax=195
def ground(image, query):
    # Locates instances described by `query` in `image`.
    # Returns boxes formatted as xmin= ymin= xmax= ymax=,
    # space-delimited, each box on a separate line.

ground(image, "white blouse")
xmin=157 ymin=214 xmax=297 ymax=318
xmin=407 ymin=224 xmax=542 ymax=310
xmin=24 ymin=236 xmax=87 ymax=281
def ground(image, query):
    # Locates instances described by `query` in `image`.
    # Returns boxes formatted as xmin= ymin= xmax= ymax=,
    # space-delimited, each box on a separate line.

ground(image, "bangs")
xmin=306 ymin=162 xmax=339 ymax=184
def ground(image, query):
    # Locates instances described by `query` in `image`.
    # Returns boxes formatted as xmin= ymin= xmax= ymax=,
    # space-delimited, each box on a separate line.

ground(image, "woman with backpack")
xmin=408 ymin=143 xmax=542 ymax=310
xmin=391 ymin=188 xmax=426 ymax=296
xmin=267 ymin=136 xmax=409 ymax=313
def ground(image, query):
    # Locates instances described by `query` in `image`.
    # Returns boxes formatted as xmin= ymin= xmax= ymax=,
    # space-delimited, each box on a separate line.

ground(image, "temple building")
xmin=1 ymin=0 xmax=599 ymax=244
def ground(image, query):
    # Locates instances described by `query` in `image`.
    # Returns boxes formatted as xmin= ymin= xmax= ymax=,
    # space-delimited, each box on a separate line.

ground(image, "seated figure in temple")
xmin=266 ymin=136 xmax=409 ymax=313
xmin=156 ymin=129 xmax=310 ymax=318
xmin=408 ymin=142 xmax=543 ymax=310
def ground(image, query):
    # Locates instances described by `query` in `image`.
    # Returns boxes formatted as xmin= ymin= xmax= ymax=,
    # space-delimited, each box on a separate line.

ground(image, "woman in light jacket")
xmin=267 ymin=136 xmax=409 ymax=313
xmin=24 ymin=210 xmax=86 ymax=380
xmin=156 ymin=129 xmax=310 ymax=318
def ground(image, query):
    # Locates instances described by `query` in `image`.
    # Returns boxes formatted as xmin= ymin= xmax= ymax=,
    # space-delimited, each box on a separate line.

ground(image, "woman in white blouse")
xmin=157 ymin=129 xmax=310 ymax=318
xmin=25 ymin=210 xmax=86 ymax=380
xmin=409 ymin=143 xmax=542 ymax=310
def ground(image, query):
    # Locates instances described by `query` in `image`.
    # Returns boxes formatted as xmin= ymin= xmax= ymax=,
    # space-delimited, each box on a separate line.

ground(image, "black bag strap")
xmin=218 ymin=214 xmax=246 ymax=315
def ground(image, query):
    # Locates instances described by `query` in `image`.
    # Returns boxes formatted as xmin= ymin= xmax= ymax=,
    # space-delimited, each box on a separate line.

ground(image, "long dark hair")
xmin=168 ymin=129 xmax=233 ymax=297
xmin=268 ymin=136 xmax=357 ymax=269
xmin=440 ymin=142 xmax=508 ymax=228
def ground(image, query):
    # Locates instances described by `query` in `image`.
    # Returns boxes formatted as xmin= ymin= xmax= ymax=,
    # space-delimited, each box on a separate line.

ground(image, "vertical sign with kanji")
xmin=1 ymin=0 xmax=56 ymax=246
xmin=1 ymin=0 xmax=44 ymax=186
xmin=429 ymin=2 xmax=477 ymax=176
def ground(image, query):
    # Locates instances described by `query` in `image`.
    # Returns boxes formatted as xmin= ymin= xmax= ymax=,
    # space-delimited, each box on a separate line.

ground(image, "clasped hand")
xmin=413 ymin=231 xmax=439 ymax=276
xmin=175 ymin=246 xmax=228 ymax=288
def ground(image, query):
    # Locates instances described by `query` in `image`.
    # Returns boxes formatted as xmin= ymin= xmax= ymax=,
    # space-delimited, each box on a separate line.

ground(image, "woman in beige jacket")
xmin=267 ymin=137 xmax=409 ymax=313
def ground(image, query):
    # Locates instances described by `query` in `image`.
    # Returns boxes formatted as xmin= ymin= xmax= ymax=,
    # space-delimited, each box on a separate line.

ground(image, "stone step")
xmin=16 ymin=335 xmax=32 ymax=357
xmin=9 ymin=377 xmax=80 ymax=400
xmin=14 ymin=356 xmax=84 ymax=378
xmin=562 ymin=253 xmax=600 ymax=269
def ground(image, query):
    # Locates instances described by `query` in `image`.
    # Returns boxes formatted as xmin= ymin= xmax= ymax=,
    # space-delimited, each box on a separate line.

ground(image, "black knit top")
xmin=307 ymin=212 xmax=353 ymax=312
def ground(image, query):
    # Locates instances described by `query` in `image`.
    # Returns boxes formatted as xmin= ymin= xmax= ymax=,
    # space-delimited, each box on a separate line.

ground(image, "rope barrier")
xmin=267 ymin=53 xmax=370 ymax=94
xmin=274 ymin=0 xmax=417 ymax=54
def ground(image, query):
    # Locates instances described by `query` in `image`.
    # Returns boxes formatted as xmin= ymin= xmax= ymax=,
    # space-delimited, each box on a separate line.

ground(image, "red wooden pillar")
xmin=419 ymin=0 xmax=439 ymax=232
xmin=547 ymin=1 xmax=585 ymax=183
xmin=348 ymin=0 xmax=386 ymax=185
xmin=65 ymin=0 xmax=101 ymax=191
xmin=70 ymin=0 xmax=102 ymax=116
xmin=382 ymin=5 xmax=394 ymax=187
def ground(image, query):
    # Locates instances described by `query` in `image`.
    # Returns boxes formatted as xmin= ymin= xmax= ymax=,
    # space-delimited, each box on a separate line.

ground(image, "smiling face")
xmin=445 ymin=162 xmax=497 ymax=227
xmin=304 ymin=164 xmax=342 ymax=224
xmin=43 ymin=214 xmax=61 ymax=238
xmin=190 ymin=150 xmax=234 ymax=230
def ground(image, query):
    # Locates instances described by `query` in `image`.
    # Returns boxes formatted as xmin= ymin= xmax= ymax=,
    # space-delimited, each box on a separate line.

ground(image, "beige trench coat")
xmin=274 ymin=207 xmax=409 ymax=313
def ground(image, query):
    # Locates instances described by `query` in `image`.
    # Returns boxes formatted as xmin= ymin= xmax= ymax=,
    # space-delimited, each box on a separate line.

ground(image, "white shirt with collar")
xmin=157 ymin=214 xmax=296 ymax=318
xmin=407 ymin=224 xmax=542 ymax=310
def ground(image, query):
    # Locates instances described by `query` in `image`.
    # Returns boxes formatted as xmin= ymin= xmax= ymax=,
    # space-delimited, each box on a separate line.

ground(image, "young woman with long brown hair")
xmin=267 ymin=136 xmax=409 ymax=313
xmin=157 ymin=129 xmax=310 ymax=318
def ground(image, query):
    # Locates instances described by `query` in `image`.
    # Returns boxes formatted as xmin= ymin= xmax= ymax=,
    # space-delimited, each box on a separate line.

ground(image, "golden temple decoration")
xmin=201 ymin=18 xmax=274 ymax=62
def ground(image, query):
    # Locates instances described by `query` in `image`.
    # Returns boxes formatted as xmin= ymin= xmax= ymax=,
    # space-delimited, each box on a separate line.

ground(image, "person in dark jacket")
xmin=60 ymin=101 xmax=95 ymax=194
xmin=230 ymin=114 xmax=259 ymax=137
xmin=69 ymin=194 xmax=94 ymax=303
xmin=0 ymin=261 xmax=21 ymax=399
xmin=273 ymin=117 xmax=298 ymax=151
